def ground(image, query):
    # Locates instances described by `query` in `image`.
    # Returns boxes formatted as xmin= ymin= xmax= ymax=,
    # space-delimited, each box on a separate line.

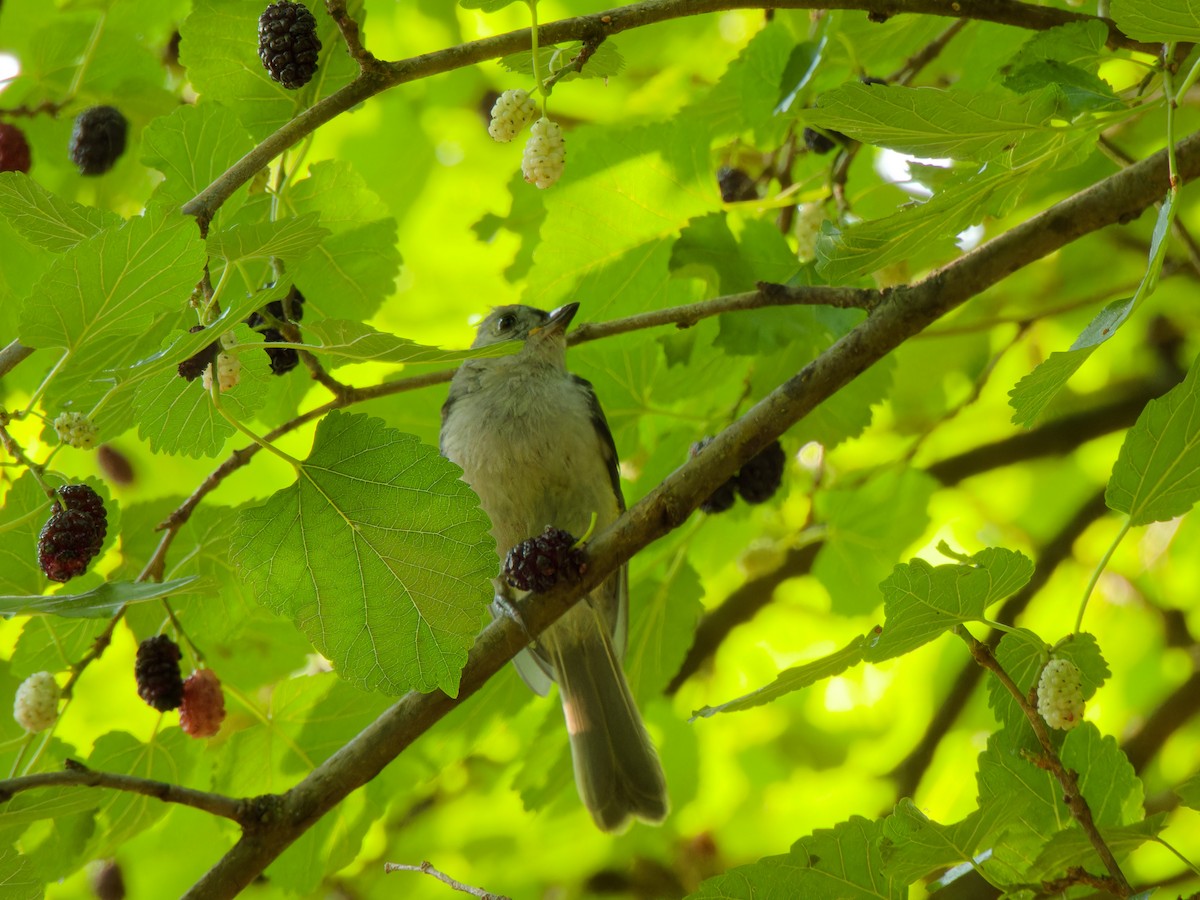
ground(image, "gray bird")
xmin=440 ymin=302 xmax=668 ymax=831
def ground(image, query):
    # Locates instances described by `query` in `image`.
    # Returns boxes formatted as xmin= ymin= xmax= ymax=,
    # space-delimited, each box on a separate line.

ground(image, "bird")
xmin=439 ymin=302 xmax=668 ymax=831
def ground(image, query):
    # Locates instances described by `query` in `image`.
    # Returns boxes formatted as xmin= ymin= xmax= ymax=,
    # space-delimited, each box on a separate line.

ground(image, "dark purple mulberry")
xmin=178 ymin=325 xmax=220 ymax=381
xmin=135 ymin=635 xmax=185 ymax=712
xmin=736 ymin=440 xmax=786 ymax=504
xmin=37 ymin=484 xmax=108 ymax=583
xmin=259 ymin=328 xmax=300 ymax=375
xmin=0 ymin=122 xmax=32 ymax=174
xmin=258 ymin=2 xmax=322 ymax=90
xmin=68 ymin=106 xmax=128 ymax=175
xmin=503 ymin=527 xmax=587 ymax=593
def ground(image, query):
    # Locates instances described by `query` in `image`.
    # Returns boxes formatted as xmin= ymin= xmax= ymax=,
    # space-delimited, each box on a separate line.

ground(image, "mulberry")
xmin=180 ymin=669 xmax=226 ymax=738
xmin=503 ymin=526 xmax=587 ymax=592
xmin=14 ymin=672 xmax=60 ymax=733
xmin=53 ymin=411 xmax=98 ymax=449
xmin=488 ymin=89 xmax=537 ymax=142
xmin=258 ymin=1 xmax=322 ymax=90
xmin=1037 ymin=658 xmax=1084 ymax=731
xmin=0 ymin=122 xmax=32 ymax=174
xmin=736 ymin=440 xmax=786 ymax=504
xmin=521 ymin=117 xmax=565 ymax=189
xmin=135 ymin=635 xmax=185 ymax=712
xmin=68 ymin=106 xmax=128 ymax=175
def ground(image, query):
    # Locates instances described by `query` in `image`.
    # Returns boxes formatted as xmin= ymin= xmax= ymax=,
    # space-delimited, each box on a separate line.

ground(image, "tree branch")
xmin=0 ymin=758 xmax=243 ymax=822
xmin=180 ymin=0 xmax=1155 ymax=223
xmin=182 ymin=121 xmax=1200 ymax=900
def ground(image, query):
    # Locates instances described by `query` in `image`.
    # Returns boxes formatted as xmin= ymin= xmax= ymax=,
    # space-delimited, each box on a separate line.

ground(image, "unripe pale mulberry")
xmin=54 ymin=411 xmax=98 ymax=449
xmin=1037 ymin=658 xmax=1084 ymax=731
xmin=201 ymin=351 xmax=241 ymax=392
xmin=488 ymin=89 xmax=537 ymax=142
xmin=522 ymin=117 xmax=565 ymax=189
xmin=14 ymin=672 xmax=60 ymax=733
xmin=795 ymin=202 xmax=827 ymax=263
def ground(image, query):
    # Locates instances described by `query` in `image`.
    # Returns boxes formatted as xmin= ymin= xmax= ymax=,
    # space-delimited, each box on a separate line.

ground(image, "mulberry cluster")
xmin=690 ymin=438 xmax=787 ymax=514
xmin=37 ymin=483 xmax=108 ymax=582
xmin=488 ymin=89 xmax=537 ymax=142
xmin=53 ymin=411 xmax=98 ymax=449
xmin=717 ymin=166 xmax=758 ymax=203
xmin=258 ymin=1 xmax=322 ymax=90
xmin=522 ymin=118 xmax=565 ymax=189
xmin=180 ymin=669 xmax=226 ymax=738
xmin=13 ymin=672 xmax=60 ymax=733
xmin=69 ymin=106 xmax=128 ymax=176
xmin=1036 ymin=658 xmax=1085 ymax=731
xmin=135 ymin=635 xmax=185 ymax=712
xmin=0 ymin=122 xmax=32 ymax=174
xmin=802 ymin=126 xmax=843 ymax=156
xmin=503 ymin=526 xmax=587 ymax=593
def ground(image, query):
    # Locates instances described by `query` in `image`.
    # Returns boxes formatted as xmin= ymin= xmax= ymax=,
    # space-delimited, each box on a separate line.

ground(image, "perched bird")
xmin=440 ymin=303 xmax=668 ymax=831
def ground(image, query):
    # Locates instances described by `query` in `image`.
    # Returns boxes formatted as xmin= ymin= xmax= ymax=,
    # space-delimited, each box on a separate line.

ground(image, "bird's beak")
xmin=532 ymin=302 xmax=580 ymax=337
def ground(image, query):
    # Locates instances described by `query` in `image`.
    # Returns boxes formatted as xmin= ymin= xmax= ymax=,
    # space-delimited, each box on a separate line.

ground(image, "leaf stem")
xmin=210 ymin=386 xmax=302 ymax=471
xmin=1074 ymin=518 xmax=1129 ymax=634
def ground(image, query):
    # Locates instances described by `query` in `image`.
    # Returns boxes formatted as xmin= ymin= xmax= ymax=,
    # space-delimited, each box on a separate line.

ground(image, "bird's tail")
xmin=547 ymin=605 xmax=668 ymax=832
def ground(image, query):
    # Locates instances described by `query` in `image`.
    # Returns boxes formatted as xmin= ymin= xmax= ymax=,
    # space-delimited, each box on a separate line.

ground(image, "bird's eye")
xmin=496 ymin=313 xmax=517 ymax=333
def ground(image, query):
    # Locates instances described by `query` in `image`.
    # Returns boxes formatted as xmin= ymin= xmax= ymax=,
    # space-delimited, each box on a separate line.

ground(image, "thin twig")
xmin=384 ymin=861 xmax=511 ymax=900
xmin=960 ymin=632 xmax=1132 ymax=896
xmin=323 ymin=0 xmax=378 ymax=70
xmin=0 ymin=759 xmax=244 ymax=822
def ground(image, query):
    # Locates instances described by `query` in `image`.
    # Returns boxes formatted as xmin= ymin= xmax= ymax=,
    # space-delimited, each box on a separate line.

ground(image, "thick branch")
xmin=184 ymin=126 xmax=1200 ymax=900
xmin=180 ymin=0 xmax=1154 ymax=222
xmin=0 ymin=759 xmax=243 ymax=822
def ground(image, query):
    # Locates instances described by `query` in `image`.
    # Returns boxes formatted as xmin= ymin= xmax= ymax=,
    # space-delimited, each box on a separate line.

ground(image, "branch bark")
xmin=183 ymin=125 xmax=1200 ymax=899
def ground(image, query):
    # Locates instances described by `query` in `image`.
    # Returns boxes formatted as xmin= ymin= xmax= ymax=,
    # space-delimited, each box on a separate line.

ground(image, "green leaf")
xmin=1176 ymin=770 xmax=1200 ymax=810
xmin=775 ymin=39 xmax=824 ymax=113
xmin=301 ymin=320 xmax=517 ymax=367
xmin=1011 ymin=191 xmax=1175 ymax=426
xmin=688 ymin=816 xmax=902 ymax=899
xmin=626 ymin=556 xmax=704 ymax=698
xmin=880 ymin=800 xmax=1002 ymax=886
xmin=229 ymin=412 xmax=496 ymax=695
xmin=1004 ymin=20 xmax=1111 ymax=74
xmin=0 ymin=577 xmax=198 ymax=619
xmin=0 ymin=843 xmax=42 ymax=899
xmin=1003 ymin=60 xmax=1121 ymax=117
xmin=671 ymin=214 xmax=801 ymax=299
xmin=499 ymin=41 xmax=625 ymax=82
xmin=0 ymin=789 xmax=99 ymax=830
xmin=976 ymin=730 xmax=1066 ymax=866
xmin=82 ymin=730 xmax=198 ymax=858
xmin=691 ymin=633 xmax=868 ymax=718
xmin=0 ymin=174 xmax=119 ymax=253
xmin=1031 ymin=815 xmax=1166 ymax=880
xmin=16 ymin=208 xmax=207 ymax=434
xmin=1107 ymin=352 xmax=1200 ymax=524
xmin=141 ymin=101 xmax=256 ymax=212
xmin=459 ymin=0 xmax=522 ymax=9
xmin=814 ymin=470 xmax=937 ymax=615
xmin=0 ymin=473 xmax=53 ymax=597
xmin=986 ymin=628 xmax=1047 ymax=731
xmin=805 ymin=83 xmax=1058 ymax=163
xmin=287 ymin=161 xmax=402 ymax=320
xmin=865 ymin=548 xmax=1033 ymax=662
xmin=1110 ymin=0 xmax=1200 ymax=42
xmin=206 ymin=213 xmax=330 ymax=265
xmin=691 ymin=22 xmax=795 ymax=143
xmin=1008 ymin=346 xmax=1097 ymax=427
xmin=1063 ymin=723 xmax=1143 ymax=826
xmin=133 ymin=324 xmax=272 ymax=458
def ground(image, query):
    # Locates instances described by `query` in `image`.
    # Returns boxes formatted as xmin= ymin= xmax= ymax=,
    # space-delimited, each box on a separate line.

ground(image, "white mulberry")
xmin=1037 ymin=658 xmax=1084 ymax=731
xmin=522 ymin=117 xmax=565 ymax=189
xmin=14 ymin=672 xmax=61 ymax=733
xmin=53 ymin=411 xmax=98 ymax=449
xmin=488 ymin=89 xmax=537 ymax=142
xmin=795 ymin=201 xmax=827 ymax=262
xmin=201 ymin=339 xmax=241 ymax=393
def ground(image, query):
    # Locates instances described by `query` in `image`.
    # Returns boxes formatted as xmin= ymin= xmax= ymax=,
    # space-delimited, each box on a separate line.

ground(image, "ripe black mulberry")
xmin=258 ymin=1 xmax=322 ymax=90
xmin=503 ymin=526 xmax=587 ymax=592
xmin=135 ymin=635 xmax=185 ymax=712
xmin=69 ymin=106 xmax=128 ymax=175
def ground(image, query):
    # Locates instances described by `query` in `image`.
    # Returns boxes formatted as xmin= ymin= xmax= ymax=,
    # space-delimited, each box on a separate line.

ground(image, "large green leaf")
xmin=1107 ymin=351 xmax=1200 ymax=524
xmin=0 ymin=577 xmax=199 ymax=619
xmin=865 ymin=548 xmax=1033 ymax=662
xmin=0 ymin=174 xmax=119 ymax=253
xmin=1111 ymin=0 xmax=1200 ymax=41
xmin=688 ymin=816 xmax=902 ymax=899
xmin=229 ymin=411 xmax=496 ymax=695
xmin=806 ymin=83 xmax=1059 ymax=163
